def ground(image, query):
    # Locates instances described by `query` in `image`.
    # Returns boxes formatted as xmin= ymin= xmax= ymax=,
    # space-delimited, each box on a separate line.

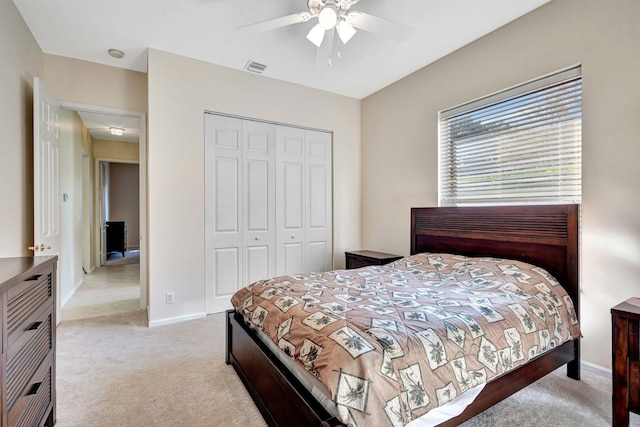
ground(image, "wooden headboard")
xmin=411 ymin=205 xmax=580 ymax=317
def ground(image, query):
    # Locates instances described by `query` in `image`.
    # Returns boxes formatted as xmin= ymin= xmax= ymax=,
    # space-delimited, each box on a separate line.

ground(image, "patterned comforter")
xmin=230 ymin=253 xmax=582 ymax=427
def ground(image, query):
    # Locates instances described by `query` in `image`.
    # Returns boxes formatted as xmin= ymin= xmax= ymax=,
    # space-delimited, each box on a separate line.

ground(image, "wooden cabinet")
xmin=611 ymin=298 xmax=640 ymax=427
xmin=106 ymin=221 xmax=127 ymax=257
xmin=345 ymin=250 xmax=403 ymax=269
xmin=1 ymin=256 xmax=57 ymax=427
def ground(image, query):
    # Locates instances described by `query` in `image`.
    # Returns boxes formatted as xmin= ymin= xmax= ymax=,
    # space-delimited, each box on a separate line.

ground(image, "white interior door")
xmin=33 ymin=78 xmax=61 ymax=258
xmin=33 ymin=77 xmax=61 ymax=321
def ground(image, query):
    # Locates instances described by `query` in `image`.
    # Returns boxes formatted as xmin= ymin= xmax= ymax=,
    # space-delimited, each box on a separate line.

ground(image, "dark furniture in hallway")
xmin=106 ymin=221 xmax=127 ymax=257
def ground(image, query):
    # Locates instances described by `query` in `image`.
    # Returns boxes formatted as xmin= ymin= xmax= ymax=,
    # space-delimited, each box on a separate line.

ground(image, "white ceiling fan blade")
xmin=315 ymin=28 xmax=335 ymax=67
xmin=306 ymin=23 xmax=325 ymax=47
xmin=347 ymin=11 xmax=412 ymax=41
xmin=238 ymin=11 xmax=311 ymax=34
xmin=336 ymin=20 xmax=356 ymax=44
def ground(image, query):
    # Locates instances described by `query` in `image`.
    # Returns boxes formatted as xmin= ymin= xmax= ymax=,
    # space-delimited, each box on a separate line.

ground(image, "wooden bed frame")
xmin=226 ymin=204 xmax=580 ymax=427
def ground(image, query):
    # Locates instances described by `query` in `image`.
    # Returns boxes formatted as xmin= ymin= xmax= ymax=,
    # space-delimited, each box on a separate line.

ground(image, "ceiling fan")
xmin=238 ymin=0 xmax=412 ymax=66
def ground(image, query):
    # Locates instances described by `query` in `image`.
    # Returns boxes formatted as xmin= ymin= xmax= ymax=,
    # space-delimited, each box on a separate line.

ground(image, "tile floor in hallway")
xmin=62 ymin=258 xmax=141 ymax=321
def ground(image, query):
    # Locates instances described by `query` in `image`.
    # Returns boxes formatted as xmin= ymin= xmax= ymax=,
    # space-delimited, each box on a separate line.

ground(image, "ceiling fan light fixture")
xmin=306 ymin=23 xmax=325 ymax=47
xmin=336 ymin=19 xmax=356 ymax=44
xmin=318 ymin=5 xmax=337 ymax=30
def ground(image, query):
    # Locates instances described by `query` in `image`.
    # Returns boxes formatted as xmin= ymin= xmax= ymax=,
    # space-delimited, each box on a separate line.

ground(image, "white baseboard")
xmin=148 ymin=312 xmax=207 ymax=328
xmin=61 ymin=278 xmax=84 ymax=307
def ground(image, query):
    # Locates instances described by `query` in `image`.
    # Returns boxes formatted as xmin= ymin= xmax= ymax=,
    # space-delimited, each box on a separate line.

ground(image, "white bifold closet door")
xmin=205 ymin=114 xmax=276 ymax=313
xmin=275 ymin=125 xmax=332 ymax=276
xmin=205 ymin=113 xmax=332 ymax=313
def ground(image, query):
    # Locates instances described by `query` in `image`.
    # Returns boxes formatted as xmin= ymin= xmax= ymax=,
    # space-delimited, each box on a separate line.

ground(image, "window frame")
xmin=438 ymin=66 xmax=582 ymax=207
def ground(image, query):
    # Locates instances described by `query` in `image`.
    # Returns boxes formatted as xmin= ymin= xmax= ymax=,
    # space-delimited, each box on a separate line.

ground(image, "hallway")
xmin=62 ymin=252 xmax=141 ymax=321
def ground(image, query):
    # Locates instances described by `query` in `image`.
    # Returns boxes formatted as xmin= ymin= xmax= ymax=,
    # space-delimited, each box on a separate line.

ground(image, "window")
xmin=439 ymin=67 xmax=582 ymax=206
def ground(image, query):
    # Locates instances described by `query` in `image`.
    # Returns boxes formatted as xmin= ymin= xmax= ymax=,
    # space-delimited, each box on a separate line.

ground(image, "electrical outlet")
xmin=166 ymin=292 xmax=175 ymax=304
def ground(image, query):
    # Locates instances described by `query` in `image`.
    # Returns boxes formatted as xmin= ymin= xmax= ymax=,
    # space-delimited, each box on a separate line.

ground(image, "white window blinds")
xmin=439 ymin=67 xmax=582 ymax=206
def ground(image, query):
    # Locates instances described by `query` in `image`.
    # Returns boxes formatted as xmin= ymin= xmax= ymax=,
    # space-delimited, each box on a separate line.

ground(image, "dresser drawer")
xmin=8 ymin=354 xmax=53 ymax=427
xmin=0 ymin=256 xmax=57 ymax=427
xmin=7 ymin=272 xmax=52 ymax=347
xmin=6 ymin=306 xmax=53 ymax=413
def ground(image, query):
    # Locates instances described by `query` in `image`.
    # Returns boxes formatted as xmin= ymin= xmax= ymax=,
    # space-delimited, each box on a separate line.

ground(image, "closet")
xmin=205 ymin=113 xmax=332 ymax=313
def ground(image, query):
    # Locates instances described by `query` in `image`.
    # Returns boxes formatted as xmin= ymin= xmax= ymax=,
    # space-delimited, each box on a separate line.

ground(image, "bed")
xmin=225 ymin=204 xmax=581 ymax=427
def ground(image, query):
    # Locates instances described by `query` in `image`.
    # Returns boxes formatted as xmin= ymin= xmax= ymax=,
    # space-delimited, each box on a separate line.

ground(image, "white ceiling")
xmin=14 ymin=0 xmax=550 ymax=100
xmin=76 ymin=111 xmax=140 ymax=143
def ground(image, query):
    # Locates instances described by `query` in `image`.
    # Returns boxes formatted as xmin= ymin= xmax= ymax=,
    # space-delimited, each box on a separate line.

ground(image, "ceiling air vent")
xmin=245 ymin=61 xmax=267 ymax=74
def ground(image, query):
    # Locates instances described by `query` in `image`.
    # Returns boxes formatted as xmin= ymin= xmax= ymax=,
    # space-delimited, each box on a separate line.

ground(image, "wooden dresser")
xmin=0 ymin=256 xmax=57 ymax=427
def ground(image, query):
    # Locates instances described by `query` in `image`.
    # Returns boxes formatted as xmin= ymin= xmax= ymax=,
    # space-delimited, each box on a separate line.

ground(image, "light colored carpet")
xmin=57 ymin=311 xmax=266 ymax=427
xmin=57 ymin=311 xmax=640 ymax=427
xmin=62 ymin=263 xmax=140 ymax=321
xmin=104 ymin=250 xmax=140 ymax=266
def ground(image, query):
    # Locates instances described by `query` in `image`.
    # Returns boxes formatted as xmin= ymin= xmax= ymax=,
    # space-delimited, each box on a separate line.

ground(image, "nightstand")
xmin=611 ymin=298 xmax=640 ymax=426
xmin=345 ymin=250 xmax=403 ymax=269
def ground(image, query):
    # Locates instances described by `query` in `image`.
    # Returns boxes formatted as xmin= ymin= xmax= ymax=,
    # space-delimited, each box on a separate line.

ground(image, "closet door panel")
xmin=245 ymin=246 xmax=270 ymax=285
xmin=215 ymin=248 xmax=241 ymax=296
xmin=284 ymin=163 xmax=304 ymax=229
xmin=308 ymin=164 xmax=327 ymax=230
xmin=215 ymin=157 xmax=240 ymax=233
xmin=283 ymin=243 xmax=304 ymax=276
xmin=307 ymin=241 xmax=329 ymax=273
xmin=305 ymin=130 xmax=332 ymax=274
xmin=276 ymin=126 xmax=306 ymax=276
xmin=205 ymin=114 xmax=243 ymax=313
xmin=242 ymin=120 xmax=276 ymax=286
xmin=245 ymin=160 xmax=269 ymax=232
xmin=306 ymin=163 xmax=330 ymax=273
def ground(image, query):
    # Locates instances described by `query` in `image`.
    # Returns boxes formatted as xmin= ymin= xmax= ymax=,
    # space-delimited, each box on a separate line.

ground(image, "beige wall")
xmin=361 ymin=0 xmax=640 ymax=370
xmin=0 ymin=0 xmax=43 ymax=257
xmin=93 ymin=138 xmax=140 ymax=161
xmin=147 ymin=49 xmax=361 ymax=324
xmin=44 ymin=54 xmax=148 ymax=113
xmin=59 ymin=109 xmax=85 ymax=304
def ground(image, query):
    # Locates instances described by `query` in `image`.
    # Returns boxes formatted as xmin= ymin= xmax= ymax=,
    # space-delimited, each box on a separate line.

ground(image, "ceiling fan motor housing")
xmin=308 ymin=0 xmax=360 ymax=16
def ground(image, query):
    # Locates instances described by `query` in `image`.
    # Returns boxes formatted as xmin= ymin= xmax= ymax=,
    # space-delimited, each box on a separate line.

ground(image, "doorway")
xmin=57 ymin=102 xmax=147 ymax=322
xmin=98 ymin=160 xmax=140 ymax=267
xmin=61 ymin=159 xmax=142 ymax=321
